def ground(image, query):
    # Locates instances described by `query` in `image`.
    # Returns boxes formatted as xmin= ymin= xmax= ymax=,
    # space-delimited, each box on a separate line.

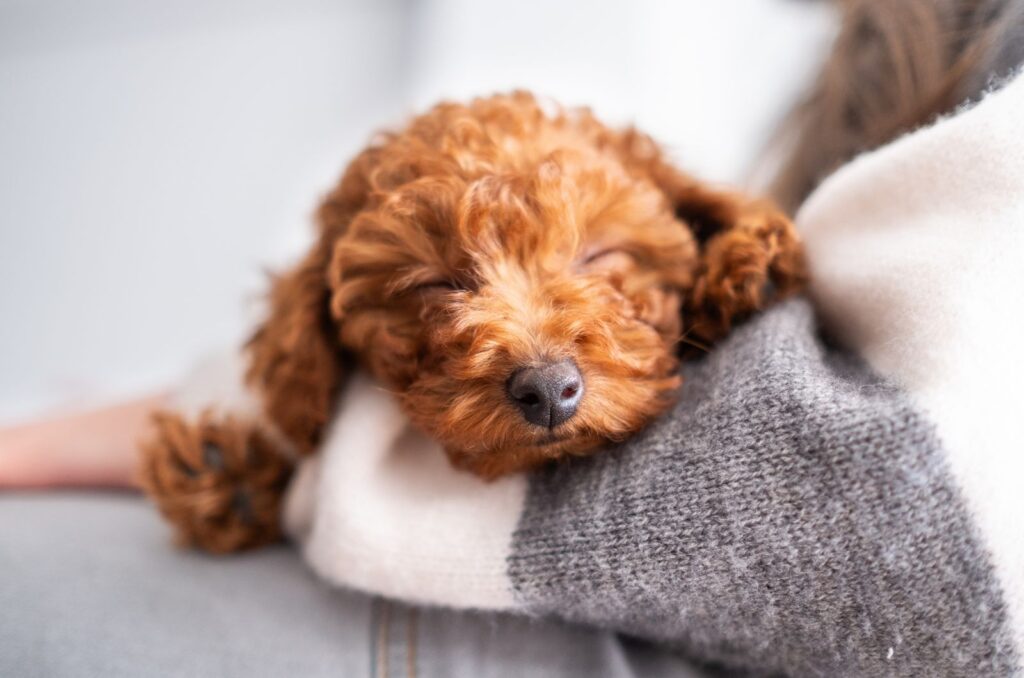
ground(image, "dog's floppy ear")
xmin=245 ymin=150 xmax=379 ymax=454
xmin=245 ymin=246 xmax=341 ymax=454
xmin=612 ymin=128 xmax=807 ymax=346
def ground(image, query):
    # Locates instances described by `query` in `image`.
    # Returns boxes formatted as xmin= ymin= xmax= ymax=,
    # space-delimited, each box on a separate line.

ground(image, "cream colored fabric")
xmin=283 ymin=373 xmax=526 ymax=610
xmin=798 ymin=74 xmax=1024 ymax=652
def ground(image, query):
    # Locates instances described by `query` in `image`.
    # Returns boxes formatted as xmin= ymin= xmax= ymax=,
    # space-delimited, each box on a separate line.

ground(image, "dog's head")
xmin=252 ymin=93 xmax=706 ymax=476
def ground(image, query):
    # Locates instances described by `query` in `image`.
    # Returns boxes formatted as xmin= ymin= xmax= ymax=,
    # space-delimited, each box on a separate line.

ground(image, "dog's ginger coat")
xmin=140 ymin=92 xmax=805 ymax=552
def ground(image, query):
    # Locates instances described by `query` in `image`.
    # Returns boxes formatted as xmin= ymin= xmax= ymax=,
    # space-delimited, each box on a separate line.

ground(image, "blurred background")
xmin=0 ymin=0 xmax=835 ymax=422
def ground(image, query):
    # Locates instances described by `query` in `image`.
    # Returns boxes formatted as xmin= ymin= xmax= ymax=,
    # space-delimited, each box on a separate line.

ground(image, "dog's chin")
xmin=444 ymin=432 xmax=606 ymax=480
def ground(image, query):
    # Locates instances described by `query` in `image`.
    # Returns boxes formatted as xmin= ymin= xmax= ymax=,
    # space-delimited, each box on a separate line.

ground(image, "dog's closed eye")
xmin=579 ymin=248 xmax=636 ymax=274
xmin=413 ymin=280 xmax=468 ymax=301
xmin=386 ymin=276 xmax=466 ymax=301
xmin=416 ymin=280 xmax=461 ymax=291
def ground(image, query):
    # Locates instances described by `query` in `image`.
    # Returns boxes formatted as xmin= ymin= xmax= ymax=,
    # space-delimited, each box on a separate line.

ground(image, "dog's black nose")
xmin=507 ymin=359 xmax=583 ymax=428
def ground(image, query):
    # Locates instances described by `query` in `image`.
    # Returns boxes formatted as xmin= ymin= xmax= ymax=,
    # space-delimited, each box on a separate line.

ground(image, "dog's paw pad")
xmin=139 ymin=412 xmax=292 ymax=553
xmin=202 ymin=441 xmax=225 ymax=470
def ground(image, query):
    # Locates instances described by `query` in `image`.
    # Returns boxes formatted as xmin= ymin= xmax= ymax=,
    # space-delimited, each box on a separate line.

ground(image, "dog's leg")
xmin=140 ymin=242 xmax=345 ymax=553
xmin=681 ymin=197 xmax=807 ymax=348
xmin=609 ymin=131 xmax=807 ymax=348
xmin=138 ymin=411 xmax=293 ymax=553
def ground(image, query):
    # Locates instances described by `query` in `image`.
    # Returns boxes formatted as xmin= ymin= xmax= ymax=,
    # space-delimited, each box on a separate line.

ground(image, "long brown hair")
xmin=769 ymin=0 xmax=1024 ymax=212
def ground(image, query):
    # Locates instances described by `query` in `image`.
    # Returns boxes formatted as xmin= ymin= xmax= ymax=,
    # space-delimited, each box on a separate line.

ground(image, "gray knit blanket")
xmin=179 ymin=75 xmax=1024 ymax=676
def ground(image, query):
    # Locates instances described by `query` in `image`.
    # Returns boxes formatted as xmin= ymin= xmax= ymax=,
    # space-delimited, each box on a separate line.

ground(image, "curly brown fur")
xmin=139 ymin=411 xmax=292 ymax=552
xmin=140 ymin=91 xmax=805 ymax=551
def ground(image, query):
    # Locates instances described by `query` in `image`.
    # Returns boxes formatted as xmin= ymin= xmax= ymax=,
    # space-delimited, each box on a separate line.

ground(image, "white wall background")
xmin=0 ymin=0 xmax=834 ymax=422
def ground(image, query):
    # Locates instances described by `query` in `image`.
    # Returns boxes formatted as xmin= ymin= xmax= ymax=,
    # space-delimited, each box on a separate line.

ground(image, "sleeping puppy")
xmin=140 ymin=92 xmax=805 ymax=552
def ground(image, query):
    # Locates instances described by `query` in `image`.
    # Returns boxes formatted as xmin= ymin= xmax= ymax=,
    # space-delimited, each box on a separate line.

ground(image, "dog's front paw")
xmin=138 ymin=411 xmax=292 ymax=553
xmin=685 ymin=205 xmax=806 ymax=345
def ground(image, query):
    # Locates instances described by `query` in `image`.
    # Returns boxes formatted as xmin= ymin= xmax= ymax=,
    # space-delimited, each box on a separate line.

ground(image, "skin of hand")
xmin=0 ymin=394 xmax=167 ymax=489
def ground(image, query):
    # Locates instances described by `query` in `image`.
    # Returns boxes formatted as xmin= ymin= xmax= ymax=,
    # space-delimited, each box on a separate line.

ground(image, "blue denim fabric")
xmin=0 ymin=493 xmax=709 ymax=678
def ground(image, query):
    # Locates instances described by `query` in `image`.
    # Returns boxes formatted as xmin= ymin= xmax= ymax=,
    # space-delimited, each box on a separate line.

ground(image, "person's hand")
xmin=0 ymin=395 xmax=167 ymax=489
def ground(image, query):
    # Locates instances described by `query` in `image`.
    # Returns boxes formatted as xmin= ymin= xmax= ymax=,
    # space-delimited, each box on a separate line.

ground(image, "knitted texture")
xmin=510 ymin=299 xmax=1017 ymax=677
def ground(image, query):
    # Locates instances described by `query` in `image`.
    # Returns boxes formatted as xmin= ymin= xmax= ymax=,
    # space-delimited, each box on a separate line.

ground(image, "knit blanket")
xmin=184 ymin=74 xmax=1024 ymax=676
